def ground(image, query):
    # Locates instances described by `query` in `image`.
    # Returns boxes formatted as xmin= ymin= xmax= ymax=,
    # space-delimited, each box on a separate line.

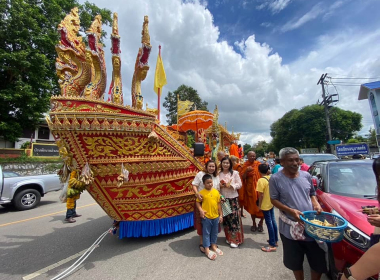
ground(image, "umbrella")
xmin=178 ymin=110 xmax=214 ymax=133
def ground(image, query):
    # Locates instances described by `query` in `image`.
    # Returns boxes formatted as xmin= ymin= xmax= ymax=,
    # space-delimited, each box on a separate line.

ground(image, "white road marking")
xmin=22 ymin=248 xmax=87 ymax=280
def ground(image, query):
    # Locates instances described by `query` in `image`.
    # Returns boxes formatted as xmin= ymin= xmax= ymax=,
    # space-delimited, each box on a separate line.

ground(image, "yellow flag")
xmin=154 ymin=53 xmax=167 ymax=95
xmin=178 ymin=100 xmax=194 ymax=117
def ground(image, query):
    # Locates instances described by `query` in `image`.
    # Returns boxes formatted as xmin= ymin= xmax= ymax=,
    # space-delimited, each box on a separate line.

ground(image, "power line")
xmin=330 ymin=77 xmax=380 ymax=80
xmin=330 ymin=84 xmax=362 ymax=87
xmin=327 ymin=83 xmax=362 ymax=85
xmin=327 ymin=81 xmax=362 ymax=84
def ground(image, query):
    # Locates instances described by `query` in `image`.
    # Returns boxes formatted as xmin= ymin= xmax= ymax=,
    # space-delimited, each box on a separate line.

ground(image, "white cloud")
xmin=256 ymin=0 xmax=291 ymax=14
xmin=269 ymin=0 xmax=292 ymax=14
xmin=256 ymin=3 xmax=267 ymax=10
xmin=260 ymin=22 xmax=272 ymax=28
xmin=75 ymin=0 xmax=379 ymax=145
xmin=323 ymin=0 xmax=344 ymax=20
xmin=280 ymin=3 xmax=323 ymax=32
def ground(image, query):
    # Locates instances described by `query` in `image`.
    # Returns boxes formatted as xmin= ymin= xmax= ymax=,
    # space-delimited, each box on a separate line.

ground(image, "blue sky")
xmin=80 ymin=0 xmax=380 ymax=144
xmin=208 ymin=0 xmax=379 ymax=63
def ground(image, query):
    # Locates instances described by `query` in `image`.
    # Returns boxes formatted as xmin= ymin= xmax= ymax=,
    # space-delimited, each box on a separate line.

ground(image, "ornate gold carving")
xmin=111 ymin=118 xmax=120 ymax=130
xmin=122 ymin=119 xmax=128 ymax=130
xmin=131 ymin=16 xmax=151 ymax=109
xmin=92 ymin=161 xmax=192 ymax=177
xmin=141 ymin=16 xmax=151 ymax=46
xmin=88 ymin=157 xmax=187 ymax=165
xmin=148 ymin=130 xmax=158 ymax=142
xmin=46 ymin=116 xmax=54 ymax=130
xmin=51 ymin=101 xmax=122 ymax=114
xmin=71 ymin=115 xmax=80 ymax=130
xmin=81 ymin=117 xmax=90 ymax=130
xmin=109 ymin=178 xmax=192 ymax=198
xmin=116 ymin=196 xmax=194 ymax=211
xmin=122 ymin=204 xmax=194 ymax=221
xmin=53 ymin=116 xmax=62 ymax=130
xmin=56 ymin=7 xmax=91 ymax=97
xmin=109 ymin=13 xmax=123 ymax=105
xmin=50 ymin=96 xmax=157 ymax=117
xmin=155 ymin=125 xmax=204 ymax=170
xmin=84 ymin=15 xmax=107 ymax=100
xmin=87 ymin=185 xmax=122 ymax=220
xmin=146 ymin=103 xmax=158 ymax=115
xmin=83 ymin=136 xmax=173 ymax=157
xmin=63 ymin=115 xmax=71 ymax=129
xmin=100 ymin=118 xmax=110 ymax=130
xmin=91 ymin=117 xmax=100 ymax=130
xmin=100 ymin=170 xmax=196 ymax=187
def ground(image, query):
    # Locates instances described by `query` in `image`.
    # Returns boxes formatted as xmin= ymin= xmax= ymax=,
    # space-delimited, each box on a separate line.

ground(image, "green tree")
xmin=369 ymin=127 xmax=377 ymax=147
xmin=243 ymin=143 xmax=252 ymax=155
xmin=270 ymin=104 xmax=362 ymax=151
xmin=253 ymin=140 xmax=269 ymax=157
xmin=186 ymin=134 xmax=195 ymax=148
xmin=347 ymin=138 xmax=359 ymax=143
xmin=0 ymin=0 xmax=112 ymax=142
xmin=163 ymin=84 xmax=208 ymax=125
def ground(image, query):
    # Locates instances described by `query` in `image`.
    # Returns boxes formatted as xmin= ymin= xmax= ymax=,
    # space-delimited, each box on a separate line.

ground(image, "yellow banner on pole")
xmin=153 ymin=53 xmax=167 ymax=95
xmin=178 ymin=100 xmax=194 ymax=117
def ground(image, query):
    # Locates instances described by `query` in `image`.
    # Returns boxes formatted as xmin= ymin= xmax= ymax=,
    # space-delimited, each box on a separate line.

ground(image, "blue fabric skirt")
xmin=118 ymin=212 xmax=194 ymax=238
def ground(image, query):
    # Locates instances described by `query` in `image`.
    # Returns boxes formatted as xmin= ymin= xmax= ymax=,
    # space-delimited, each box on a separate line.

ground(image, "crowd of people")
xmin=192 ymin=146 xmax=380 ymax=280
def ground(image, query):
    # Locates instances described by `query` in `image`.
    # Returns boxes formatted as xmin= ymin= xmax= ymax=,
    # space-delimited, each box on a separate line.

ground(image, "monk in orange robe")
xmin=204 ymin=143 xmax=211 ymax=153
xmin=240 ymin=151 xmax=264 ymax=232
xmin=229 ymin=141 xmax=239 ymax=157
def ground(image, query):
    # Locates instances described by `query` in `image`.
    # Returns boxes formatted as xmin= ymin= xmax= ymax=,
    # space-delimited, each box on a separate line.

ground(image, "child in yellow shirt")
xmin=257 ymin=164 xmax=278 ymax=252
xmin=196 ymin=174 xmax=223 ymax=260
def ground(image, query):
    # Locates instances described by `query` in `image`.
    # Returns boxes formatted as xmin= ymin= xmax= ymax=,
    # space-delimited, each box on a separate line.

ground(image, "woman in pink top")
xmin=219 ymin=156 xmax=243 ymax=248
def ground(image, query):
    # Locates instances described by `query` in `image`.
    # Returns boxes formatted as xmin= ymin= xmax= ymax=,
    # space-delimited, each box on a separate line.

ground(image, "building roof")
xmin=358 ymin=81 xmax=380 ymax=100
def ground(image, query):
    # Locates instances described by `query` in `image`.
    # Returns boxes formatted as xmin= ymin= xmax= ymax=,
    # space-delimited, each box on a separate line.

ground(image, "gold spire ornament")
xmin=131 ymin=16 xmax=152 ymax=110
xmin=109 ymin=13 xmax=123 ymax=105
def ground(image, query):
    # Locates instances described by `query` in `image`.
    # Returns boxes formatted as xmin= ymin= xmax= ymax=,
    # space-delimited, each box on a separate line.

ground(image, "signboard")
xmin=335 ymin=143 xmax=369 ymax=156
xmin=327 ymin=140 xmax=341 ymax=145
xmin=301 ymin=148 xmax=319 ymax=154
xmin=31 ymin=143 xmax=59 ymax=157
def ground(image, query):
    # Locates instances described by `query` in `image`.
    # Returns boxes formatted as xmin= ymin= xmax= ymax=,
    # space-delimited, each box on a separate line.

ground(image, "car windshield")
xmin=328 ymin=163 xmax=377 ymax=198
xmin=302 ymin=154 xmax=337 ymax=166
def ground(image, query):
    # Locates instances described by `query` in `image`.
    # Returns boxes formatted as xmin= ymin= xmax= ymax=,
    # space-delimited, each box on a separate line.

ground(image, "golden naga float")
xmin=49 ymin=8 xmax=238 ymax=238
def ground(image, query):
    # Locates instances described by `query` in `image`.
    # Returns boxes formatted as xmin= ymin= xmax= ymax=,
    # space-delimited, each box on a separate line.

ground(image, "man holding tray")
xmin=269 ymin=147 xmax=326 ymax=280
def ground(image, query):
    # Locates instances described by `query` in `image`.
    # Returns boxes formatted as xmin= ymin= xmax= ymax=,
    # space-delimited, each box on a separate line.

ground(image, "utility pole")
xmin=317 ymin=73 xmax=335 ymax=154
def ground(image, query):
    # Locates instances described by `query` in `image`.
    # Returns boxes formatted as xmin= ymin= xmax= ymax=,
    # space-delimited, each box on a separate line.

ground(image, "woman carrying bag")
xmin=219 ymin=156 xmax=243 ymax=248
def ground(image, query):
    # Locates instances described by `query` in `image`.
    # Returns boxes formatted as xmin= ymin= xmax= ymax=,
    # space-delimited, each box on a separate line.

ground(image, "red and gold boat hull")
xmin=48 ymin=97 xmax=203 ymax=237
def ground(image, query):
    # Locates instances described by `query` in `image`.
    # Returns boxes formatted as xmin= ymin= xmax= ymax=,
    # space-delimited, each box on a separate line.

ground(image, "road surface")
xmin=0 ymin=192 xmax=330 ymax=280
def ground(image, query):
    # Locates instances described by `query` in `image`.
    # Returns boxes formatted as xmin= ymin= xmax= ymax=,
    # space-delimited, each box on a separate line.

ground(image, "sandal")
xmin=199 ymin=244 xmax=205 ymax=254
xmin=258 ymin=224 xmax=264 ymax=232
xmin=261 ymin=246 xmax=276 ymax=252
xmin=250 ymin=224 xmax=257 ymax=232
xmin=212 ymin=248 xmax=224 ymax=256
xmin=206 ymin=250 xmax=217 ymax=260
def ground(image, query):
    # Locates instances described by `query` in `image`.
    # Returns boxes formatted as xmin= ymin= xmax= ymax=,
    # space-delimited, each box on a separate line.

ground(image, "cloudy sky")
xmin=78 ymin=0 xmax=380 ymax=146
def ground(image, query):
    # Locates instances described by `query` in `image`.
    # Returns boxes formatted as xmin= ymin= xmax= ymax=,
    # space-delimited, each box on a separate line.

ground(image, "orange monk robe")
xmin=204 ymin=143 xmax=211 ymax=153
xmin=229 ymin=143 xmax=239 ymax=157
xmin=233 ymin=163 xmax=244 ymax=207
xmin=240 ymin=160 xmax=263 ymax=217
xmin=238 ymin=147 xmax=243 ymax=159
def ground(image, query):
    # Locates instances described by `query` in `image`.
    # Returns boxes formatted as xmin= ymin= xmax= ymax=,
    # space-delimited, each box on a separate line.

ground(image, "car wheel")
xmin=13 ymin=189 xmax=41 ymax=211
xmin=327 ymin=244 xmax=339 ymax=280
